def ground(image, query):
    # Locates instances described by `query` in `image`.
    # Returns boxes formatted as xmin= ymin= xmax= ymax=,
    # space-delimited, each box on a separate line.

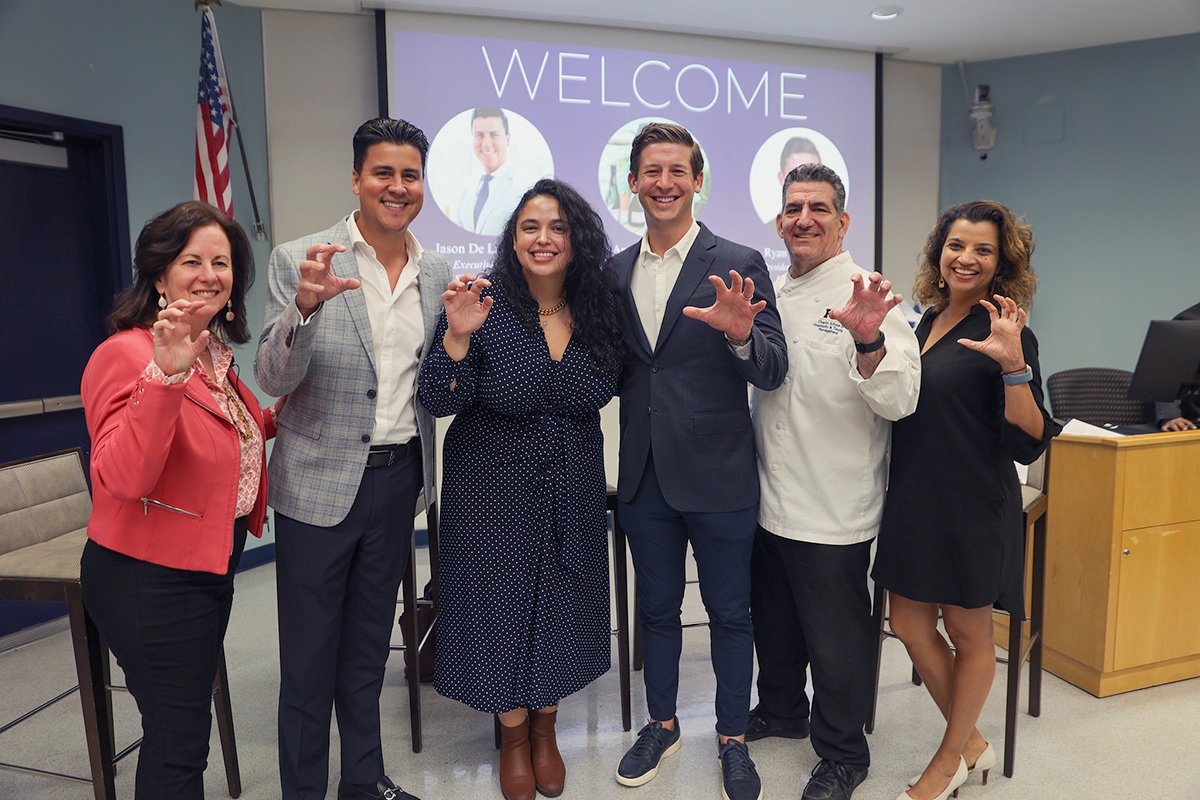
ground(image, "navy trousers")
xmin=620 ymin=457 xmax=757 ymax=737
xmin=80 ymin=516 xmax=248 ymax=800
xmin=276 ymin=445 xmax=420 ymax=800
xmin=750 ymin=526 xmax=874 ymax=766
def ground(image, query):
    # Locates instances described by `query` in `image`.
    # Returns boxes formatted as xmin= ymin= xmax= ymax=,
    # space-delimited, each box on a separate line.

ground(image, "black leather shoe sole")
xmin=337 ymin=777 xmax=418 ymax=800
xmin=743 ymin=713 xmax=810 ymax=742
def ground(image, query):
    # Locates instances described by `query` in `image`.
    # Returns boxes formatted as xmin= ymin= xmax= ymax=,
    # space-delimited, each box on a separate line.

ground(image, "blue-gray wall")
xmin=0 ymin=0 xmax=272 ymax=398
xmin=938 ymin=32 xmax=1200 ymax=380
xmin=0 ymin=0 xmax=276 ymax=553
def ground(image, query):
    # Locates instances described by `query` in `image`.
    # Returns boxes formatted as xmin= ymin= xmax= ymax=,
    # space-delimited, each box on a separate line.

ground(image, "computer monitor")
xmin=1127 ymin=319 xmax=1200 ymax=403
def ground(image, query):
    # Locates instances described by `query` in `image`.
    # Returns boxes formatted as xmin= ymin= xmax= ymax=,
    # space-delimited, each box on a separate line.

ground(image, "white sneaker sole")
xmin=615 ymin=737 xmax=682 ymax=787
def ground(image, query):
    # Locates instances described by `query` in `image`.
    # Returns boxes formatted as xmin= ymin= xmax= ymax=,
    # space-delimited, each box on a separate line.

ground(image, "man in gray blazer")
xmin=255 ymin=118 xmax=449 ymax=800
xmin=610 ymin=123 xmax=787 ymax=800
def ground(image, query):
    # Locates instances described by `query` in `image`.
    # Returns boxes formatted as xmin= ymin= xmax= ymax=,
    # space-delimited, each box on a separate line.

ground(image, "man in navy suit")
xmin=610 ymin=123 xmax=787 ymax=800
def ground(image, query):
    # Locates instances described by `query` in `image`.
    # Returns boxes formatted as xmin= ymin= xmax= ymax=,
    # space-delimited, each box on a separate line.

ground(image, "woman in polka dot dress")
xmin=419 ymin=179 xmax=625 ymax=800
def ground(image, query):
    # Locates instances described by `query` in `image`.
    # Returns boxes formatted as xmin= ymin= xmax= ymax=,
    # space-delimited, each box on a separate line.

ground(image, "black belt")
xmin=366 ymin=439 xmax=420 ymax=468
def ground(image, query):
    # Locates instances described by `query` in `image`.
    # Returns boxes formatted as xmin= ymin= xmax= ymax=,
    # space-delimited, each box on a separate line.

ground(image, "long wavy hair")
xmin=913 ymin=200 xmax=1037 ymax=312
xmin=488 ymin=179 xmax=625 ymax=373
xmin=107 ymin=201 xmax=254 ymax=343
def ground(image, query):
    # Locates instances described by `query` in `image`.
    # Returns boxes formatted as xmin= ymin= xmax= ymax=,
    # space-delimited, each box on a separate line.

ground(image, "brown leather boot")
xmin=529 ymin=709 xmax=565 ymax=797
xmin=499 ymin=716 xmax=536 ymax=800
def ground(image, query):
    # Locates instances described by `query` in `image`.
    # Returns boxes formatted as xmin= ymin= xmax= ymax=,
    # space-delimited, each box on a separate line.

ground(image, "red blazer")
xmin=82 ymin=328 xmax=275 ymax=574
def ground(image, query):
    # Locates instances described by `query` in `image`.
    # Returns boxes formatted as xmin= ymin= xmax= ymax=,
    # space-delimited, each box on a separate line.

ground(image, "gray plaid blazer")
xmin=254 ymin=217 xmax=450 ymax=527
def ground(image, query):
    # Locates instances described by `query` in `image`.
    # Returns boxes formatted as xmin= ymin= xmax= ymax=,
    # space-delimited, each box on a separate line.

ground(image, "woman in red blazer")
xmin=80 ymin=201 xmax=279 ymax=799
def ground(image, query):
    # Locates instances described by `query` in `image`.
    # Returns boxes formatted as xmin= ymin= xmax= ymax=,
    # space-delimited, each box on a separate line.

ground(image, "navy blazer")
xmin=611 ymin=223 xmax=787 ymax=512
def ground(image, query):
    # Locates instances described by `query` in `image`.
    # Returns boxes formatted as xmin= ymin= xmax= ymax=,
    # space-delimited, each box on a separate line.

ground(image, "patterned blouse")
xmin=144 ymin=339 xmax=271 ymax=518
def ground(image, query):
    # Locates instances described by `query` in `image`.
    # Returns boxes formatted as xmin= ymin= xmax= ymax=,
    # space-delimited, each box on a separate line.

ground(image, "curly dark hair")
xmin=107 ymin=201 xmax=254 ymax=343
xmin=487 ymin=179 xmax=626 ymax=373
xmin=913 ymin=199 xmax=1037 ymax=312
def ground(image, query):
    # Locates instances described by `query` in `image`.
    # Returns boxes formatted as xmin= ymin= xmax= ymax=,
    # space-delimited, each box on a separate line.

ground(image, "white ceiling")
xmin=232 ymin=0 xmax=1200 ymax=64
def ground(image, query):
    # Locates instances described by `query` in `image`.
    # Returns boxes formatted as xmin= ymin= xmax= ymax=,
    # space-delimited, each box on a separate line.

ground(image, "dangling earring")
xmin=937 ymin=276 xmax=945 ymax=289
xmin=225 ymin=299 xmax=235 ymax=322
xmin=158 ymin=293 xmax=167 ymax=309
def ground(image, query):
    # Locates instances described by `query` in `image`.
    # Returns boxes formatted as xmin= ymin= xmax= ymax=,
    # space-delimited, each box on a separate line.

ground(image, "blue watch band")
xmin=1002 ymin=365 xmax=1033 ymax=385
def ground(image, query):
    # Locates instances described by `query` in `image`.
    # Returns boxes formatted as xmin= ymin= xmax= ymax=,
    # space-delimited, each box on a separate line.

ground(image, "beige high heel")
xmin=909 ymin=741 xmax=995 ymax=787
xmin=967 ymin=742 xmax=996 ymax=785
xmin=896 ymin=756 xmax=967 ymax=800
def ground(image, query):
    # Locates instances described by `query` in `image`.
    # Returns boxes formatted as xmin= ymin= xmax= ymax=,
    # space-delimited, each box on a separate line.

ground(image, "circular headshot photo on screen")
xmin=428 ymin=107 xmax=554 ymax=237
xmin=748 ymin=127 xmax=850 ymax=224
xmin=749 ymin=128 xmax=849 ymax=277
xmin=596 ymin=116 xmax=711 ymax=239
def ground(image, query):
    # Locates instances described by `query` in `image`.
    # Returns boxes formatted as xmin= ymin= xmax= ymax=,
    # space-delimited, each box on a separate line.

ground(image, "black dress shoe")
xmin=337 ymin=776 xmax=421 ymax=800
xmin=744 ymin=707 xmax=809 ymax=742
xmin=801 ymin=760 xmax=867 ymax=800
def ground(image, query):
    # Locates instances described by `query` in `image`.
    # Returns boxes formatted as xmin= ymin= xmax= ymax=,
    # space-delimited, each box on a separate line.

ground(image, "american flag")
xmin=195 ymin=6 xmax=232 ymax=217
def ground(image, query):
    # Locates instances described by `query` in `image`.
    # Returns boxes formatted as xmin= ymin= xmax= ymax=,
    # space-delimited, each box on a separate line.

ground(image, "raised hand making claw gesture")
xmin=296 ymin=242 xmax=361 ymax=318
xmin=152 ymin=298 xmax=210 ymax=376
xmin=682 ymin=269 xmax=767 ymax=342
xmin=829 ymin=271 xmax=902 ymax=345
xmin=441 ymin=274 xmax=494 ymax=361
xmin=958 ymin=294 xmax=1027 ymax=373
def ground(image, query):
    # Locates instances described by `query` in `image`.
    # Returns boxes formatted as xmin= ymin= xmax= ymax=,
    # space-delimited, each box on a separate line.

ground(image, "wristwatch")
xmin=854 ymin=331 xmax=885 ymax=354
xmin=1002 ymin=365 xmax=1033 ymax=385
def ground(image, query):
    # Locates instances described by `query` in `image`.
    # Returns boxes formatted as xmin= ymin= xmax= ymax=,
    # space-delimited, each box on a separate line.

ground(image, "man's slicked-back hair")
xmin=352 ymin=117 xmax=430 ymax=173
xmin=471 ymin=107 xmax=509 ymax=135
xmin=781 ymin=163 xmax=846 ymax=216
xmin=628 ymin=122 xmax=703 ymax=180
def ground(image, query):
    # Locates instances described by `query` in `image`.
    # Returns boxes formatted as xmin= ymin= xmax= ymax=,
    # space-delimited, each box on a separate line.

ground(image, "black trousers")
xmin=750 ymin=526 xmax=874 ymax=767
xmin=276 ymin=445 xmax=421 ymax=800
xmin=80 ymin=516 xmax=248 ymax=800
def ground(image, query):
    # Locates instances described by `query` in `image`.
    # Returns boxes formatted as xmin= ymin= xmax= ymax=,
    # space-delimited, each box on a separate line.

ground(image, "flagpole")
xmin=198 ymin=1 xmax=267 ymax=241
xmin=223 ymin=74 xmax=267 ymax=241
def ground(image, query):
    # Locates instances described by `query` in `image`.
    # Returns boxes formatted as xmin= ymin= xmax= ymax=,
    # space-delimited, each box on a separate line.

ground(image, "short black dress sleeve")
xmin=872 ymin=304 xmax=1061 ymax=615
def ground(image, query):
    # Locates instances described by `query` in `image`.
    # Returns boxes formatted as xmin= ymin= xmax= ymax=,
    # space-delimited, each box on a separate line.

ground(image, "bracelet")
xmin=725 ymin=333 xmax=752 ymax=348
xmin=1002 ymin=365 xmax=1033 ymax=385
xmin=854 ymin=331 xmax=885 ymax=353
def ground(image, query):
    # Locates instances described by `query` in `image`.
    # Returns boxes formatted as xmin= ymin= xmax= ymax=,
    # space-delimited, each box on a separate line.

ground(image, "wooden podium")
xmin=1043 ymin=430 xmax=1200 ymax=696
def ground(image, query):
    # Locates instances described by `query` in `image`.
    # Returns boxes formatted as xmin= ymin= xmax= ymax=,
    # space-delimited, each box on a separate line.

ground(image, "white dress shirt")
xmin=630 ymin=221 xmax=701 ymax=349
xmin=346 ymin=211 xmax=424 ymax=445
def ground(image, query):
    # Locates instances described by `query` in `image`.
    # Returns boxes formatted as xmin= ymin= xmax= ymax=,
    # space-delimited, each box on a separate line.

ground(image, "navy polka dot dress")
xmin=418 ymin=283 xmax=617 ymax=714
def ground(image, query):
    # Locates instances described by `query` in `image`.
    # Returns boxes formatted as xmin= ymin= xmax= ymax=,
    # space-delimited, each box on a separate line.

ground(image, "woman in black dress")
xmin=418 ymin=179 xmax=624 ymax=800
xmin=873 ymin=201 xmax=1059 ymax=800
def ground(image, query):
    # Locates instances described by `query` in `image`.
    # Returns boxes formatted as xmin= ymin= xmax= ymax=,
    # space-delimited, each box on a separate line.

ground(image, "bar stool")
xmin=0 ymin=448 xmax=241 ymax=798
xmin=391 ymin=492 xmax=438 ymax=753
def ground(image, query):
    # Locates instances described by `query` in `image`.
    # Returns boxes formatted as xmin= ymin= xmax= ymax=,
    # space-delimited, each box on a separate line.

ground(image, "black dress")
xmin=417 ymin=284 xmax=618 ymax=713
xmin=872 ymin=304 xmax=1060 ymax=615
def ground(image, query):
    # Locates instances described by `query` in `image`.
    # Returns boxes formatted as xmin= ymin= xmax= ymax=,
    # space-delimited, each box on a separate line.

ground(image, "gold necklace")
xmin=538 ymin=298 xmax=567 ymax=316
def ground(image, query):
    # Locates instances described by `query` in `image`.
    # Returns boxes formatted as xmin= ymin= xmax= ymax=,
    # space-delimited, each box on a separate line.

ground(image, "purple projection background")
xmin=393 ymin=30 xmax=874 ymax=279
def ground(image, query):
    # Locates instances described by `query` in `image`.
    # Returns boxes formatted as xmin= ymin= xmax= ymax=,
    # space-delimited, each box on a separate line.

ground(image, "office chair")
xmin=1046 ymin=367 xmax=1152 ymax=425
